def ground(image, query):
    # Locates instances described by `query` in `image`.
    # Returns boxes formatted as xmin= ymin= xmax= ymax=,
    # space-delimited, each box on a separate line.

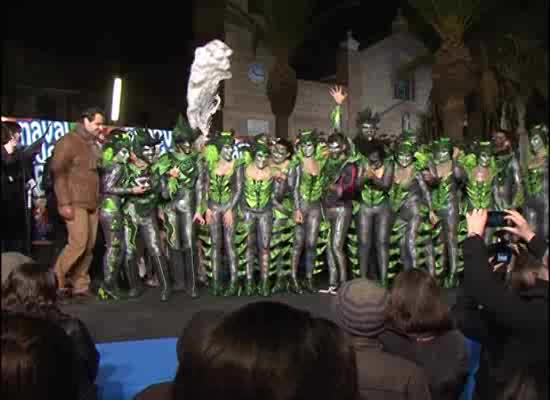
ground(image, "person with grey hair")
xmin=332 ymin=278 xmax=432 ymax=400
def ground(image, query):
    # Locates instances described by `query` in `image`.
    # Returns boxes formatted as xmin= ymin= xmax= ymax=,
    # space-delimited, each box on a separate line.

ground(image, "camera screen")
xmin=496 ymin=252 xmax=510 ymax=263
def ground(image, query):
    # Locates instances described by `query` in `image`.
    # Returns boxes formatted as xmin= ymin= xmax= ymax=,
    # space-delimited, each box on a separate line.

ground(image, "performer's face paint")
xmin=530 ymin=133 xmax=545 ymax=154
xmin=301 ymin=141 xmax=315 ymax=158
xmin=361 ymin=122 xmax=376 ymax=141
xmin=368 ymin=151 xmax=383 ymax=169
xmin=397 ymin=151 xmax=413 ymax=167
xmin=141 ymin=145 xmax=157 ymax=164
xmin=328 ymin=140 xmax=345 ymax=158
xmin=176 ymin=140 xmax=193 ymax=155
xmin=435 ymin=147 xmax=451 ymax=164
xmin=478 ymin=151 xmax=491 ymax=167
xmin=271 ymin=144 xmax=289 ymax=164
xmin=254 ymin=151 xmax=269 ymax=169
xmin=220 ymin=144 xmax=234 ymax=161
xmin=114 ymin=147 xmax=130 ymax=164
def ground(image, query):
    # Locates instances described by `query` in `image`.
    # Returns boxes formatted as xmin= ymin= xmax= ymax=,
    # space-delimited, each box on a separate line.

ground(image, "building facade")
xmin=223 ymin=1 xmax=432 ymax=141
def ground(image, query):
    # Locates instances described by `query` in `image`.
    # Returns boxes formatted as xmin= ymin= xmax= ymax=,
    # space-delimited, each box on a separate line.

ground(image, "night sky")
xmin=8 ymin=1 xmax=410 ymax=81
xmin=5 ymin=0 xmax=426 ymax=126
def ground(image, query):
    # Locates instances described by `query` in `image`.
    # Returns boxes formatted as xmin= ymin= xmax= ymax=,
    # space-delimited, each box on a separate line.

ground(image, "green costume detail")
xmin=244 ymin=178 xmax=273 ymax=209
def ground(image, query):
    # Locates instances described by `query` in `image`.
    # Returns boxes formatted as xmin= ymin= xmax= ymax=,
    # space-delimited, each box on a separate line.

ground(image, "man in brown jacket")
xmin=332 ymin=279 xmax=432 ymax=400
xmin=51 ymin=107 xmax=105 ymax=296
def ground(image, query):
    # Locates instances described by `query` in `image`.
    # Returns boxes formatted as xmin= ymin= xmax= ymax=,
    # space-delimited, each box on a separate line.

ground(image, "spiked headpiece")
xmin=172 ymin=114 xmax=200 ymax=144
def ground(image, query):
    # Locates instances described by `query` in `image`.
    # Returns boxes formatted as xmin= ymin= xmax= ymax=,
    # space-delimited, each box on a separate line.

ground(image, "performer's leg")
xmin=257 ymin=209 xmax=273 ymax=297
xmin=403 ymin=206 xmax=420 ymax=271
xmin=376 ymin=205 xmax=392 ymax=287
xmin=445 ymin=207 xmax=460 ymax=285
xmin=180 ymin=210 xmax=198 ymax=298
xmin=99 ymin=210 xmax=124 ymax=296
xmin=165 ymin=208 xmax=185 ymax=292
xmin=290 ymin=222 xmax=305 ymax=294
xmin=243 ymin=211 xmax=257 ymax=296
xmin=303 ymin=205 xmax=321 ymax=293
xmin=332 ymin=206 xmax=352 ymax=286
xmin=123 ymin=217 xmax=143 ymax=298
xmin=209 ymin=210 xmax=223 ymax=295
xmin=325 ymin=208 xmax=338 ymax=288
xmin=142 ymin=215 xmax=172 ymax=302
xmin=357 ymin=205 xmax=373 ymax=279
xmin=223 ymin=214 xmax=238 ymax=295
xmin=271 ymin=216 xmax=289 ymax=294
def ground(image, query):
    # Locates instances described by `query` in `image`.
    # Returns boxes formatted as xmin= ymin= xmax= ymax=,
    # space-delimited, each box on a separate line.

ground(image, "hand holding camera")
xmin=501 ymin=210 xmax=536 ymax=243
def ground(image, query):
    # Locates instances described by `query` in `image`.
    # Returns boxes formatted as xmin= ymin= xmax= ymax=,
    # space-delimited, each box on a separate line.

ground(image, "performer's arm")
xmin=224 ymin=165 xmax=243 ymax=212
xmin=417 ymin=172 xmax=433 ymax=210
xmin=511 ymin=156 xmax=524 ymax=207
xmin=293 ymin=164 xmax=302 ymax=211
xmin=195 ymin=159 xmax=207 ymax=214
xmin=103 ymin=164 xmax=134 ymax=195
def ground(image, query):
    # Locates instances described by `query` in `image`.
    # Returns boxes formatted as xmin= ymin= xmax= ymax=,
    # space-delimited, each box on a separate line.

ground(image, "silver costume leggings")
xmin=243 ymin=209 xmax=273 ymax=281
xmin=325 ymin=206 xmax=352 ymax=285
xmin=291 ymin=203 xmax=321 ymax=277
xmin=357 ymin=202 xmax=391 ymax=283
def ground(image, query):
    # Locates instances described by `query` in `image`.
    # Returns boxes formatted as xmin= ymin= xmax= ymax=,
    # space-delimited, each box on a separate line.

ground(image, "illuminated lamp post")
xmin=111 ymin=76 xmax=123 ymax=123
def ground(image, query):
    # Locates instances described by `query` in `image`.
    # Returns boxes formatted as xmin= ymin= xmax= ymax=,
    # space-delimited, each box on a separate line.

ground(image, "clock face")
xmin=248 ymin=62 xmax=265 ymax=84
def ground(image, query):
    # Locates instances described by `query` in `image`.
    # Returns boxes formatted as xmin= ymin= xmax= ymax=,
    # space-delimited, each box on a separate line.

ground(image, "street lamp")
xmin=111 ymin=77 xmax=122 ymax=122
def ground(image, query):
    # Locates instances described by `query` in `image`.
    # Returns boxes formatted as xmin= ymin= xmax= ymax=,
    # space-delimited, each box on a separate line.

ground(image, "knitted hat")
xmin=332 ymin=278 xmax=389 ymax=337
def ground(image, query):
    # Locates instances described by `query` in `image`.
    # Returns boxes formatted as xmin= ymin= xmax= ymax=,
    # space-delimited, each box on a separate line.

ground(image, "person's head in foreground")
xmin=507 ymin=248 xmax=549 ymax=291
xmin=386 ymin=269 xmax=453 ymax=336
xmin=180 ymin=301 xmax=358 ymax=400
xmin=332 ymin=278 xmax=389 ymax=338
xmin=1 ymin=313 xmax=78 ymax=400
xmin=1 ymin=262 xmax=60 ymax=318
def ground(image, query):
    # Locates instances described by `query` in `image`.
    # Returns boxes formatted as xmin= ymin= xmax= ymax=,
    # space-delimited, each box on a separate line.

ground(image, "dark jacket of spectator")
xmin=382 ymin=269 xmax=469 ymax=400
xmin=460 ymin=235 xmax=549 ymax=400
xmin=380 ymin=327 xmax=468 ymax=400
xmin=332 ymin=279 xmax=432 ymax=400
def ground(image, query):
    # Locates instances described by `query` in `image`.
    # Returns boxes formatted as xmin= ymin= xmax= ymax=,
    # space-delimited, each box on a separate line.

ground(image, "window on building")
xmin=393 ymin=74 xmax=415 ymax=101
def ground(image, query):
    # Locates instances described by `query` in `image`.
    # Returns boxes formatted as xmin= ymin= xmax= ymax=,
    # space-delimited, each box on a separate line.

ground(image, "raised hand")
xmin=329 ymin=85 xmax=347 ymax=105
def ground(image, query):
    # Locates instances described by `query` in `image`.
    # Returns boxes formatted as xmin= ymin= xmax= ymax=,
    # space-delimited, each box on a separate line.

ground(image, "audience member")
xmin=332 ymin=278 xmax=432 ymax=399
xmin=1 ymin=313 xmax=80 ymax=400
xmin=1 ymin=121 xmax=44 ymax=254
xmin=179 ymin=301 xmax=358 ymax=400
xmin=459 ymin=208 xmax=548 ymax=400
xmin=134 ymin=309 xmax=225 ymax=400
xmin=381 ymin=269 xmax=469 ymax=400
xmin=51 ymin=107 xmax=105 ymax=298
xmin=1 ymin=252 xmax=34 ymax=284
xmin=2 ymin=262 xmax=100 ymax=400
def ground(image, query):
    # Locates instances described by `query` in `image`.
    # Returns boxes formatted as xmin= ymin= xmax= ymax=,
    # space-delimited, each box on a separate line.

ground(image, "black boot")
xmin=289 ymin=276 xmax=303 ymax=295
xmin=303 ymin=274 xmax=316 ymax=294
xmin=244 ymin=279 xmax=256 ymax=296
xmin=124 ymin=257 xmax=144 ymax=299
xmin=169 ymin=249 xmax=186 ymax=292
xmin=152 ymin=255 xmax=172 ymax=302
xmin=271 ymin=274 xmax=286 ymax=294
xmin=183 ymin=249 xmax=199 ymax=298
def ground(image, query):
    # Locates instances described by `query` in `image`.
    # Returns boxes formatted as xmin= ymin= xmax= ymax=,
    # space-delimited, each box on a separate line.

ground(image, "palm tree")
xmin=225 ymin=0 xmax=359 ymax=139
xmin=404 ymin=0 xmax=497 ymax=142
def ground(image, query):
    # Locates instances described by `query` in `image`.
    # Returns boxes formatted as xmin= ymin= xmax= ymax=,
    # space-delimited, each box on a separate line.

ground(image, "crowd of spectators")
xmin=1 ymin=208 xmax=547 ymax=400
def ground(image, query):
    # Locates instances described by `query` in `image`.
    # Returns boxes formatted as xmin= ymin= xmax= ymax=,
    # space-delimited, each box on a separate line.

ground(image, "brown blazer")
xmin=352 ymin=337 xmax=432 ymax=400
xmin=50 ymin=127 xmax=100 ymax=210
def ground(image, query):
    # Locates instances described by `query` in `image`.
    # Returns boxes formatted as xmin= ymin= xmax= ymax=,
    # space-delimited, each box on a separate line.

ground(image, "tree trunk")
xmin=441 ymin=96 xmax=466 ymax=143
xmin=266 ymin=51 xmax=298 ymax=139
xmin=466 ymin=92 xmax=485 ymax=142
xmin=515 ymin=97 xmax=529 ymax=174
xmin=274 ymin=114 xmax=290 ymax=139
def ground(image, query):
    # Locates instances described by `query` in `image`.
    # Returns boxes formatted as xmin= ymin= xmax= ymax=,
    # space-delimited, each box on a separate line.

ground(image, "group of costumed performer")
xmin=96 ymin=92 xmax=548 ymax=301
